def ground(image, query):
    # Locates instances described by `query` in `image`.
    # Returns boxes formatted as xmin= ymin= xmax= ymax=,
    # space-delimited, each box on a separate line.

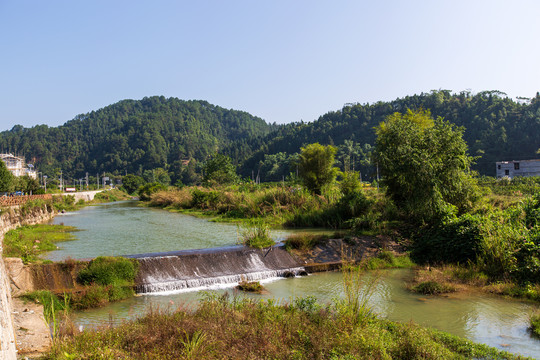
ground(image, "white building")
xmin=496 ymin=159 xmax=540 ymax=179
xmin=0 ymin=153 xmax=37 ymax=179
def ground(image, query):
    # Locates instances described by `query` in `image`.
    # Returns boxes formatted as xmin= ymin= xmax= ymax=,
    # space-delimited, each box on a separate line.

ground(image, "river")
xmin=48 ymin=201 xmax=540 ymax=358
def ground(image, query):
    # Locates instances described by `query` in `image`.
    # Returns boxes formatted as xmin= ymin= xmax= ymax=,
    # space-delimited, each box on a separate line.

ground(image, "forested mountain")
xmin=1 ymin=91 xmax=539 ymax=184
xmin=0 ymin=96 xmax=274 ymax=182
xmin=233 ymin=90 xmax=540 ymax=181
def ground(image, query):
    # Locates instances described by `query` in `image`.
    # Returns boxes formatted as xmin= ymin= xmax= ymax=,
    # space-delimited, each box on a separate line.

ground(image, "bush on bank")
xmin=411 ymin=192 xmax=540 ymax=286
xmin=149 ymin=184 xmax=378 ymax=229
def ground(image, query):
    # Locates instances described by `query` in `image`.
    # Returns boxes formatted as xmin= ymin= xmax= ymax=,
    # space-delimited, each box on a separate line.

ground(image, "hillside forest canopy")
xmin=0 ymin=91 xmax=539 ymax=185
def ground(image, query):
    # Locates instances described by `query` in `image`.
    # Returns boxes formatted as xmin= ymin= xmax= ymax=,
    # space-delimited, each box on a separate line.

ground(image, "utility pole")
xmin=43 ymin=175 xmax=47 ymax=193
xmin=96 ymin=173 xmax=99 ymax=189
xmin=86 ymin=172 xmax=89 ymax=191
xmin=60 ymin=170 xmax=63 ymax=192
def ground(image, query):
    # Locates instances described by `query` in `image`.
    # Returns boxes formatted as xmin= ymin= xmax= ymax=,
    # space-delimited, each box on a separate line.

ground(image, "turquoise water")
xmin=47 ymin=201 xmax=305 ymax=260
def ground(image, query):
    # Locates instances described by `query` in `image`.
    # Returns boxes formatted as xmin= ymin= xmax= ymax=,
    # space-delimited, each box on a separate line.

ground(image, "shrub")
xmin=77 ymin=256 xmax=138 ymax=286
xmin=530 ymin=311 xmax=540 ymax=337
xmin=238 ymin=221 xmax=274 ymax=249
xmin=284 ymin=233 xmax=325 ymax=252
xmin=365 ymin=251 xmax=415 ymax=270
xmin=237 ymin=280 xmax=263 ymax=293
xmin=412 ymin=213 xmax=484 ymax=264
xmin=412 ymin=281 xmax=455 ymax=295
xmin=138 ymin=182 xmax=167 ymax=201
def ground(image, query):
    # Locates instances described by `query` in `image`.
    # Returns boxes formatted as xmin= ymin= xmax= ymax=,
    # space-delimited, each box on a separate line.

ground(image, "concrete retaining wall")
xmin=0 ymin=206 xmax=56 ymax=360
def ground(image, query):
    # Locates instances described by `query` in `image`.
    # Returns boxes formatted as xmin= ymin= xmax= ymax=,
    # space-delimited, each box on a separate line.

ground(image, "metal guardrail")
xmin=0 ymin=194 xmax=53 ymax=207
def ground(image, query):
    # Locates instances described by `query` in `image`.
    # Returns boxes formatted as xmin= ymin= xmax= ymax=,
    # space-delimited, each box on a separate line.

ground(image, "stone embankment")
xmin=0 ymin=206 xmax=56 ymax=360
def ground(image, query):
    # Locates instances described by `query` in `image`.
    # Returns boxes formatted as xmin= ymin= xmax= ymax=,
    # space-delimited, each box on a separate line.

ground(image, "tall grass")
xmin=237 ymin=221 xmax=274 ymax=249
xmin=3 ymin=224 xmax=77 ymax=264
xmin=338 ymin=261 xmax=380 ymax=324
xmin=46 ymin=293 xmax=521 ymax=359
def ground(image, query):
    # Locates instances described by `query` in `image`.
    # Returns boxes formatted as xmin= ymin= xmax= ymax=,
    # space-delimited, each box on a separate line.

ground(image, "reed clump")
xmin=237 ymin=221 xmax=274 ymax=249
xmin=148 ymin=184 xmax=371 ymax=228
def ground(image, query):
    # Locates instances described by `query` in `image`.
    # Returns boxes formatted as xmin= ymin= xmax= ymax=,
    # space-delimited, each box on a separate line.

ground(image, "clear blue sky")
xmin=1 ymin=0 xmax=539 ymax=131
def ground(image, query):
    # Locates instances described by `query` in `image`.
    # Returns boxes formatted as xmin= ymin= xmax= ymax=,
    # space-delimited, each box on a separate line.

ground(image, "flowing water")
xmin=48 ymin=202 xmax=539 ymax=358
xmin=47 ymin=201 xmax=304 ymax=261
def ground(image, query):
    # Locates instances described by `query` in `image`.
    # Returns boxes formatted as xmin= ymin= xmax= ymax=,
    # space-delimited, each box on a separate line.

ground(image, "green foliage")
xmin=52 ymin=195 xmax=77 ymax=211
xmin=236 ymin=280 xmax=264 ymax=293
xmin=3 ymin=224 xmax=76 ymax=264
xmin=340 ymin=171 xmax=362 ymax=195
xmin=0 ymin=158 xmax=15 ymax=192
xmin=77 ymin=256 xmax=138 ymax=287
xmin=364 ymin=251 xmax=415 ymax=270
xmin=138 ymin=182 xmax=167 ymax=201
xmin=73 ymin=256 xmax=138 ymax=309
xmin=412 ymin=281 xmax=456 ymax=295
xmin=21 ymin=290 xmax=67 ymax=312
xmin=14 ymin=175 xmax=40 ymax=194
xmin=287 ymin=189 xmax=372 ymax=229
xmin=122 ymin=174 xmax=145 ymax=194
xmin=284 ymin=233 xmax=325 ymax=252
xmin=298 ymin=143 xmax=339 ymax=195
xmin=237 ymin=221 xmax=274 ymax=249
xmin=93 ymin=189 xmax=130 ymax=202
xmin=0 ymin=97 xmax=274 ymax=182
xmin=337 ymin=263 xmax=379 ymax=324
xmin=479 ymin=176 xmax=540 ymax=197
xmin=375 ymin=109 xmax=479 ymax=224
xmin=237 ymin=90 xmax=540 ymax=179
xmin=202 ymin=153 xmax=238 ymax=185
xmin=530 ymin=311 xmax=540 ymax=337
xmin=46 ymin=294 xmax=521 ymax=359
xmin=412 ymin=213 xmax=485 ymax=264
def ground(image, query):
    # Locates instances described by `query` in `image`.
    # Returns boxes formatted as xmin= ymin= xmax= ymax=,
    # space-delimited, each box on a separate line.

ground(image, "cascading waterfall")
xmin=127 ymin=246 xmax=307 ymax=294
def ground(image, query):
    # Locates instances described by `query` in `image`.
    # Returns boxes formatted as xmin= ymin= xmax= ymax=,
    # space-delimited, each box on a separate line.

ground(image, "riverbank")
xmin=0 ymin=202 xmax=57 ymax=359
xmin=0 ymin=191 xmax=131 ymax=357
xmin=409 ymin=264 xmax=540 ymax=302
xmin=44 ymin=289 xmax=524 ymax=360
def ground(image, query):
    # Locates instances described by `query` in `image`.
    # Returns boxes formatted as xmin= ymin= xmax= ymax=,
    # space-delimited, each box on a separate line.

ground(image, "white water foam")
xmin=137 ymin=267 xmax=307 ymax=295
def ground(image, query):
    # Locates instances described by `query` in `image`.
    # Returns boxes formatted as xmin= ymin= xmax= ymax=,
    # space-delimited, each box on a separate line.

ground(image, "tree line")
xmin=1 ymin=91 xmax=539 ymax=185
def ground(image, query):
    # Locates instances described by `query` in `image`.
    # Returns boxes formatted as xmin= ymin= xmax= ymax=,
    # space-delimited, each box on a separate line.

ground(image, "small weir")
xmin=126 ymin=245 xmax=307 ymax=293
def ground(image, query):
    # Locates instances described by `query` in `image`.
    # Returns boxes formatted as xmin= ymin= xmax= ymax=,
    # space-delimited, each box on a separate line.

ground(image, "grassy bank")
xmin=22 ymin=256 xmax=139 ymax=314
xmin=408 ymin=264 xmax=540 ymax=301
xmin=147 ymin=184 xmax=389 ymax=231
xmin=2 ymin=224 xmax=77 ymax=264
xmin=44 ymin=293 xmax=522 ymax=359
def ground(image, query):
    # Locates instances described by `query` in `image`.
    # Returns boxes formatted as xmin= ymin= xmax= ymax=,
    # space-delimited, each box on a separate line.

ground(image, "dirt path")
xmin=11 ymin=298 xmax=51 ymax=358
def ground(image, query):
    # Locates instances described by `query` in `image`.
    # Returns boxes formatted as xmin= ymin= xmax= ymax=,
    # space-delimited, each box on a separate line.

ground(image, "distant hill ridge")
xmin=0 ymin=96 xmax=275 ymax=180
xmin=233 ymin=90 xmax=540 ymax=178
xmin=1 ymin=91 xmax=539 ymax=181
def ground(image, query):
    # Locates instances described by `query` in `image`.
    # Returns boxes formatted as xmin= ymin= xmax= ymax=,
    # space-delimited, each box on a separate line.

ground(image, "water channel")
xmin=48 ymin=201 xmax=540 ymax=358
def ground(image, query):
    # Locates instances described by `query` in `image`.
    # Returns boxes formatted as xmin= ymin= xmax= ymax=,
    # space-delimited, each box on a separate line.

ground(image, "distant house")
xmin=0 ymin=153 xmax=37 ymax=179
xmin=496 ymin=159 xmax=540 ymax=179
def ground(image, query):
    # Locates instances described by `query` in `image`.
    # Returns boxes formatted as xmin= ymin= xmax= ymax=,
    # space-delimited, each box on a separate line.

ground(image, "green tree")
xmin=298 ymin=143 xmax=339 ymax=194
xmin=14 ymin=175 xmax=40 ymax=194
xmin=203 ymin=153 xmax=238 ymax=185
xmin=122 ymin=174 xmax=145 ymax=194
xmin=375 ymin=109 xmax=479 ymax=224
xmin=0 ymin=160 xmax=14 ymax=193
